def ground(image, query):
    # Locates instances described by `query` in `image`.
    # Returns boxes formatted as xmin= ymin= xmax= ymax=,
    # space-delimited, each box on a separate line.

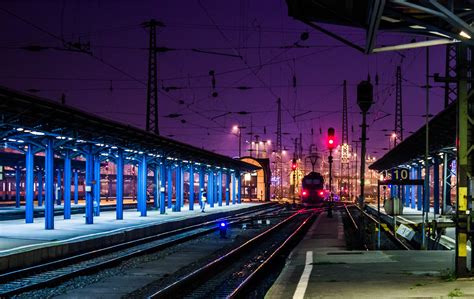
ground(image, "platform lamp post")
xmin=357 ymin=80 xmax=373 ymax=208
xmin=232 ymin=125 xmax=246 ymax=158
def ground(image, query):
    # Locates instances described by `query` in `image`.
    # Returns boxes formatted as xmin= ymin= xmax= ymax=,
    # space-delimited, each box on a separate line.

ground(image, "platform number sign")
xmin=391 ymin=168 xmax=409 ymax=181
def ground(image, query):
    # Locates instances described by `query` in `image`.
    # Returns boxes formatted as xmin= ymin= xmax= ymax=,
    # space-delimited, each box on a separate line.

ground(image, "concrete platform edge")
xmin=0 ymin=203 xmax=271 ymax=273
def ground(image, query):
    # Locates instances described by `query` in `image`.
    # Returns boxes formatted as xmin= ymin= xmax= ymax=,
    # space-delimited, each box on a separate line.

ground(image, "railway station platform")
xmin=266 ymin=208 xmax=474 ymax=299
xmin=366 ymin=204 xmax=456 ymax=250
xmin=0 ymin=198 xmax=151 ymax=221
xmin=0 ymin=202 xmax=266 ymax=273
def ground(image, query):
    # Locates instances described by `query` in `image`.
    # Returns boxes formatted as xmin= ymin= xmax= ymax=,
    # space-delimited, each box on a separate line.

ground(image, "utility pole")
xmin=143 ymin=19 xmax=164 ymax=135
xmin=455 ymin=44 xmax=472 ymax=276
xmin=341 ymin=80 xmax=350 ymax=199
xmin=394 ymin=66 xmax=404 ymax=146
xmin=275 ymin=98 xmax=283 ymax=199
xmin=357 ymin=80 xmax=373 ymax=208
xmin=432 ymin=44 xmax=474 ymax=275
xmin=352 ymin=140 xmax=360 ymax=201
xmin=292 ymin=138 xmax=298 ymax=204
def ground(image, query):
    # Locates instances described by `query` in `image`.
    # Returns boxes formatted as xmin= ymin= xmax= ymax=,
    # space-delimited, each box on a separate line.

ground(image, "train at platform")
xmin=300 ymin=171 xmax=326 ymax=206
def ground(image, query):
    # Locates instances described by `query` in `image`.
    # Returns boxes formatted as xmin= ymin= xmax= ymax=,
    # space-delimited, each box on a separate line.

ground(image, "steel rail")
xmin=0 ymin=205 xmax=281 ymax=297
xmin=148 ymin=210 xmax=306 ymax=298
xmin=228 ymin=213 xmax=316 ymax=298
xmin=354 ymin=205 xmax=412 ymax=250
xmin=344 ymin=204 xmax=359 ymax=231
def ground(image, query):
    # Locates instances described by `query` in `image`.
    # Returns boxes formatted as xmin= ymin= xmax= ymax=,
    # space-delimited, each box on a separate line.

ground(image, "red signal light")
xmin=319 ymin=191 xmax=324 ymax=196
xmin=327 ymin=127 xmax=336 ymax=150
xmin=291 ymin=158 xmax=297 ymax=170
xmin=302 ymin=190 xmax=307 ymax=196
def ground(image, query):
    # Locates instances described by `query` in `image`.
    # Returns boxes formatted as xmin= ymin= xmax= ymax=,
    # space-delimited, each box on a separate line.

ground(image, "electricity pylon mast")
xmin=143 ymin=19 xmax=164 ymax=135
xmin=275 ymin=98 xmax=283 ymax=199
xmin=340 ymin=80 xmax=350 ymax=198
xmin=394 ymin=66 xmax=403 ymax=146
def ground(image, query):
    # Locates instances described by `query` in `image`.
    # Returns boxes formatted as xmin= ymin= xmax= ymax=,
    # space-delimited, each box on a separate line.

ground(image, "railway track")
xmin=0 ymin=205 xmax=283 ymax=297
xmin=148 ymin=209 xmax=317 ymax=299
xmin=353 ymin=204 xmax=412 ymax=250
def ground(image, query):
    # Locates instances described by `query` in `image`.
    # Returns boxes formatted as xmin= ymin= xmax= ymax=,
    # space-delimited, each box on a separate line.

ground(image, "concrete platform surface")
xmin=0 ymin=202 xmax=262 ymax=272
xmin=266 ymin=210 xmax=474 ymax=299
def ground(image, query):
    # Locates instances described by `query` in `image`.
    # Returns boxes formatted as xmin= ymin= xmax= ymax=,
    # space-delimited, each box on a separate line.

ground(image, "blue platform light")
xmin=219 ymin=221 xmax=228 ymax=238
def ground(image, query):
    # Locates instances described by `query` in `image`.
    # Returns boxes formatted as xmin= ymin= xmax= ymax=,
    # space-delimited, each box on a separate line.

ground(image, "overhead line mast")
xmin=341 ymin=80 xmax=350 ymax=198
xmin=394 ymin=66 xmax=403 ymax=146
xmin=275 ymin=98 xmax=283 ymax=199
xmin=143 ymin=19 xmax=164 ymax=135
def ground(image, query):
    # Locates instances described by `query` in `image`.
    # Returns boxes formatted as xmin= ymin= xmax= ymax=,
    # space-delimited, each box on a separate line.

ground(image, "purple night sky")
xmin=0 ymin=0 xmax=446 ymax=160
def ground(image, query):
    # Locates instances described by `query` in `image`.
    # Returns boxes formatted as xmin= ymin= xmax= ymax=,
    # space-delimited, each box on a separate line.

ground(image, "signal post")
xmin=327 ymin=128 xmax=336 ymax=217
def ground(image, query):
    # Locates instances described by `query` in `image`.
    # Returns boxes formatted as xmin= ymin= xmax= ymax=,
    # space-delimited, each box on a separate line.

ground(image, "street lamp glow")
xmin=391 ymin=132 xmax=397 ymax=138
xmin=232 ymin=125 xmax=238 ymax=132
xmin=267 ymin=140 xmax=271 ymax=145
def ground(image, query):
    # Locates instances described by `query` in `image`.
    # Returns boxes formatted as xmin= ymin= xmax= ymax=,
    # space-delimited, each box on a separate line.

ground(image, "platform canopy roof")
xmin=286 ymin=0 xmax=474 ymax=54
xmin=369 ymin=101 xmax=456 ymax=171
xmin=0 ymin=86 xmax=258 ymax=172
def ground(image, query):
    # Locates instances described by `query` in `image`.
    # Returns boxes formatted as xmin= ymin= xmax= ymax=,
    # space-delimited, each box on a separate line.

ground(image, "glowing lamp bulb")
xmin=329 ymin=139 xmax=334 ymax=145
xmin=319 ymin=191 xmax=324 ymax=196
xmin=302 ymin=191 xmax=307 ymax=196
xmin=220 ymin=222 xmax=226 ymax=227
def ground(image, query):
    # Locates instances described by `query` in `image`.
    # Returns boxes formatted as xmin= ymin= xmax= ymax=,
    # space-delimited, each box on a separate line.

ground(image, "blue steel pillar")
xmin=85 ymin=150 xmax=94 ymax=224
xmin=138 ymin=155 xmax=147 ymax=216
xmin=63 ymin=150 xmax=71 ymax=219
xmin=73 ymin=170 xmax=78 ymax=205
xmin=136 ymin=164 xmax=141 ymax=212
xmin=411 ymin=167 xmax=416 ymax=209
xmin=116 ymin=149 xmax=124 ymax=220
xmin=15 ymin=166 xmax=21 ymax=208
xmin=199 ymin=168 xmax=204 ymax=208
xmin=159 ymin=163 xmax=166 ymax=214
xmin=232 ymin=171 xmax=236 ymax=205
xmin=404 ymin=172 xmax=410 ymax=207
xmin=209 ymin=170 xmax=214 ymax=208
xmin=189 ymin=165 xmax=194 ymax=211
xmin=417 ymin=165 xmax=422 ymax=211
xmin=237 ymin=171 xmax=242 ymax=204
xmin=175 ymin=164 xmax=182 ymax=212
xmin=167 ymin=165 xmax=172 ymax=209
xmin=25 ymin=144 xmax=34 ymax=223
xmin=225 ymin=172 xmax=230 ymax=205
xmin=218 ymin=170 xmax=223 ymax=206
xmin=45 ymin=138 xmax=55 ymax=229
xmin=180 ymin=166 xmax=184 ymax=209
xmin=56 ymin=169 xmax=61 ymax=205
xmin=424 ymin=162 xmax=431 ymax=213
xmin=433 ymin=157 xmax=440 ymax=214
xmin=154 ymin=165 xmax=159 ymax=209
xmin=94 ymin=156 xmax=101 ymax=216
xmin=37 ymin=170 xmax=43 ymax=207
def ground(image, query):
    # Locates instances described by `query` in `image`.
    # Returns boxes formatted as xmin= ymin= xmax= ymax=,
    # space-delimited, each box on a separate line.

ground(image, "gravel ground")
xmin=132 ymin=213 xmax=309 ymax=299
xmin=12 ymin=215 xmax=288 ymax=299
